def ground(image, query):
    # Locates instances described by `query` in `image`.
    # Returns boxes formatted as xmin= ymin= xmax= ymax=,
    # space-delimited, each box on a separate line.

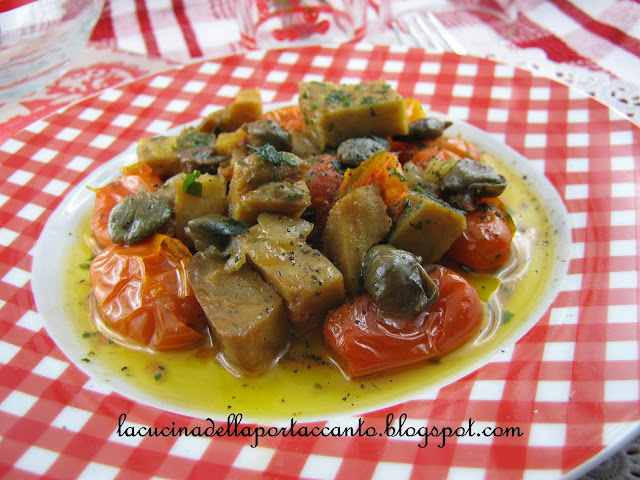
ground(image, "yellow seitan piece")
xmin=228 ymin=150 xmax=310 ymax=225
xmin=389 ymin=191 xmax=467 ymax=264
xmin=242 ymin=214 xmax=346 ymax=334
xmin=322 ymin=184 xmax=392 ymax=297
xmin=298 ymin=80 xmax=409 ymax=150
xmin=188 ymin=253 xmax=289 ymax=375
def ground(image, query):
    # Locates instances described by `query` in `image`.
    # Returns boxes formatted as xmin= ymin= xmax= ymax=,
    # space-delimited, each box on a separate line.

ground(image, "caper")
xmin=186 ymin=214 xmax=249 ymax=252
xmin=362 ymin=244 xmax=439 ymax=317
xmin=179 ymin=146 xmax=225 ymax=175
xmin=439 ymin=158 xmax=508 ymax=211
xmin=245 ymin=119 xmax=292 ymax=152
xmin=392 ymin=117 xmax=453 ymax=142
xmin=337 ymin=137 xmax=386 ymax=167
xmin=108 ymin=190 xmax=172 ymax=245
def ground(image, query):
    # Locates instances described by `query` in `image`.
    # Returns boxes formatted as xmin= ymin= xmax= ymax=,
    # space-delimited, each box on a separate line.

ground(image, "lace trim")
xmin=468 ymin=43 xmax=640 ymax=126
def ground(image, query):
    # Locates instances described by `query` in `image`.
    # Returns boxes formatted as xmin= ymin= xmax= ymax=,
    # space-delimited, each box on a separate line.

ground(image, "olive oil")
xmin=65 ymin=151 xmax=559 ymax=423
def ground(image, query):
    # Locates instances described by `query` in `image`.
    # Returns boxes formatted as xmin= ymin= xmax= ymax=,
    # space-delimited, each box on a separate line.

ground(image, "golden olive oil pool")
xmin=64 ymin=153 xmax=558 ymax=421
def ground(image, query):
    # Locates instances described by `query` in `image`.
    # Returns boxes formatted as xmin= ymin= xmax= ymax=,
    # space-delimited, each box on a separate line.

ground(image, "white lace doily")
xmin=466 ymin=42 xmax=640 ymax=127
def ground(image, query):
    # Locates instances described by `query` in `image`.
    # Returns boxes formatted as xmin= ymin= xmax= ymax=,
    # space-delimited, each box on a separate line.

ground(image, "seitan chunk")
xmin=388 ymin=191 xmax=467 ymax=264
xmin=322 ymin=184 xmax=392 ymax=297
xmin=198 ymin=88 xmax=263 ymax=133
xmin=298 ymin=80 xmax=408 ymax=150
xmin=174 ymin=173 xmax=227 ymax=246
xmin=188 ymin=253 xmax=288 ymax=375
xmin=242 ymin=214 xmax=346 ymax=334
xmin=228 ymin=149 xmax=310 ymax=225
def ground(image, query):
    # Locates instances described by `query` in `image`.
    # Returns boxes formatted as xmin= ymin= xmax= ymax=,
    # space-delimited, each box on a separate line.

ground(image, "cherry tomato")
xmin=410 ymin=146 xmax=462 ymax=170
xmin=404 ymin=97 xmax=426 ymax=123
xmin=261 ymin=105 xmax=306 ymax=131
xmin=324 ymin=266 xmax=483 ymax=377
xmin=305 ymin=154 xmax=344 ymax=245
xmin=388 ymin=139 xmax=421 ymax=164
xmin=90 ymin=234 xmax=207 ymax=351
xmin=337 ymin=151 xmax=408 ymax=221
xmin=91 ymin=162 xmax=163 ymax=248
xmin=447 ymin=203 xmax=514 ymax=271
xmin=424 ymin=135 xmax=482 ymax=162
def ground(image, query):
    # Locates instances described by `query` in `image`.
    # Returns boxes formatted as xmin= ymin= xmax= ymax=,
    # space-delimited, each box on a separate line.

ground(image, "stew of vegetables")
xmin=85 ymin=80 xmax=517 ymax=380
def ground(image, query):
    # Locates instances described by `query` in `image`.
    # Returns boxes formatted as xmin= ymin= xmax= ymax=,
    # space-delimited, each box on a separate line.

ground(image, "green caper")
xmin=245 ymin=119 xmax=292 ymax=152
xmin=392 ymin=117 xmax=453 ymax=142
xmin=185 ymin=214 xmax=249 ymax=252
xmin=179 ymin=146 xmax=225 ymax=175
xmin=362 ymin=244 xmax=439 ymax=317
xmin=108 ymin=190 xmax=172 ymax=246
xmin=439 ymin=158 xmax=508 ymax=211
xmin=337 ymin=137 xmax=387 ymax=167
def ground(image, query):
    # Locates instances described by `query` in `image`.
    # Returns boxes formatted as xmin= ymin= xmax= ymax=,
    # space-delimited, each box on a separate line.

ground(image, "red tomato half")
xmin=261 ymin=105 xmax=305 ymax=131
xmin=91 ymin=162 xmax=163 ymax=248
xmin=447 ymin=203 xmax=514 ymax=271
xmin=90 ymin=234 xmax=207 ymax=351
xmin=323 ymin=266 xmax=483 ymax=377
xmin=306 ymin=154 xmax=344 ymax=245
xmin=424 ymin=135 xmax=483 ymax=162
xmin=410 ymin=147 xmax=462 ymax=170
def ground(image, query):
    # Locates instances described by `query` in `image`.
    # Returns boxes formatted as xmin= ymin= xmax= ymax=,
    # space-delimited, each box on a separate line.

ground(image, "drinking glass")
xmin=237 ymin=0 xmax=369 ymax=50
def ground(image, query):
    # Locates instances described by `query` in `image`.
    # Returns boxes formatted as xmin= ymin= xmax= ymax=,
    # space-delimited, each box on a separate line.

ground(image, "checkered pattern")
xmin=91 ymin=0 xmax=243 ymax=61
xmin=90 ymin=0 xmax=640 ymax=90
xmin=0 ymin=45 xmax=639 ymax=479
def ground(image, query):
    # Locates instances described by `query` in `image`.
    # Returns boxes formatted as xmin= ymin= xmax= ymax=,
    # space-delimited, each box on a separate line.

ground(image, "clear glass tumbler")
xmin=0 ymin=0 xmax=105 ymax=103
xmin=237 ymin=0 xmax=369 ymax=50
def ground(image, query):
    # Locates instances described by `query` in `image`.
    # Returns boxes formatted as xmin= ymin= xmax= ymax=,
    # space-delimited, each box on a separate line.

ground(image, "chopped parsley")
xmin=79 ymin=255 xmax=95 ymax=269
xmin=177 ymin=129 xmax=214 ymax=150
xmin=285 ymin=190 xmax=305 ymax=201
xmin=501 ymin=310 xmax=515 ymax=324
xmin=182 ymin=170 xmax=203 ymax=197
xmin=325 ymin=90 xmax=351 ymax=106
xmin=248 ymin=144 xmax=298 ymax=167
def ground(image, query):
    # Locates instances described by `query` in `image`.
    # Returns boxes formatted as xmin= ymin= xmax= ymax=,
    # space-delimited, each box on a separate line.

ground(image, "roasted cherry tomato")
xmin=305 ymin=154 xmax=344 ymax=245
xmin=91 ymin=162 xmax=163 ymax=248
xmin=90 ymin=234 xmax=207 ymax=350
xmin=447 ymin=202 xmax=514 ymax=271
xmin=337 ymin=151 xmax=408 ymax=221
xmin=324 ymin=266 xmax=483 ymax=377
xmin=404 ymin=97 xmax=426 ymax=123
xmin=410 ymin=146 xmax=462 ymax=170
xmin=261 ymin=105 xmax=305 ymax=131
xmin=424 ymin=135 xmax=482 ymax=162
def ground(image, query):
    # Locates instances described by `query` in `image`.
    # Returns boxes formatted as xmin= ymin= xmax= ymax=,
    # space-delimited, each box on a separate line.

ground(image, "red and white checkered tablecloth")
xmin=0 ymin=44 xmax=639 ymax=479
xmin=88 ymin=0 xmax=640 ymax=86
xmin=3 ymin=0 xmax=640 ymax=145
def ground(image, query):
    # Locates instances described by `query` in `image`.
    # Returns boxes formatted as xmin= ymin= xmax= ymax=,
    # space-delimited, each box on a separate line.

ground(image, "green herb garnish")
xmin=325 ymin=90 xmax=351 ymax=106
xmin=182 ymin=170 xmax=203 ymax=197
xmin=501 ymin=310 xmax=515 ymax=324
xmin=177 ymin=129 xmax=214 ymax=150
xmin=248 ymin=144 xmax=298 ymax=167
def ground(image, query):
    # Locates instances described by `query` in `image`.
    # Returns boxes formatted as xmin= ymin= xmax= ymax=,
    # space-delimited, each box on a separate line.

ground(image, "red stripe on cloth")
xmin=548 ymin=0 xmax=640 ymax=58
xmin=136 ymin=0 xmax=160 ymax=57
xmin=0 ymin=0 xmax=38 ymax=14
xmin=172 ymin=0 xmax=204 ymax=58
xmin=90 ymin=0 xmax=115 ymax=44
xmin=510 ymin=16 xmax=601 ymax=70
